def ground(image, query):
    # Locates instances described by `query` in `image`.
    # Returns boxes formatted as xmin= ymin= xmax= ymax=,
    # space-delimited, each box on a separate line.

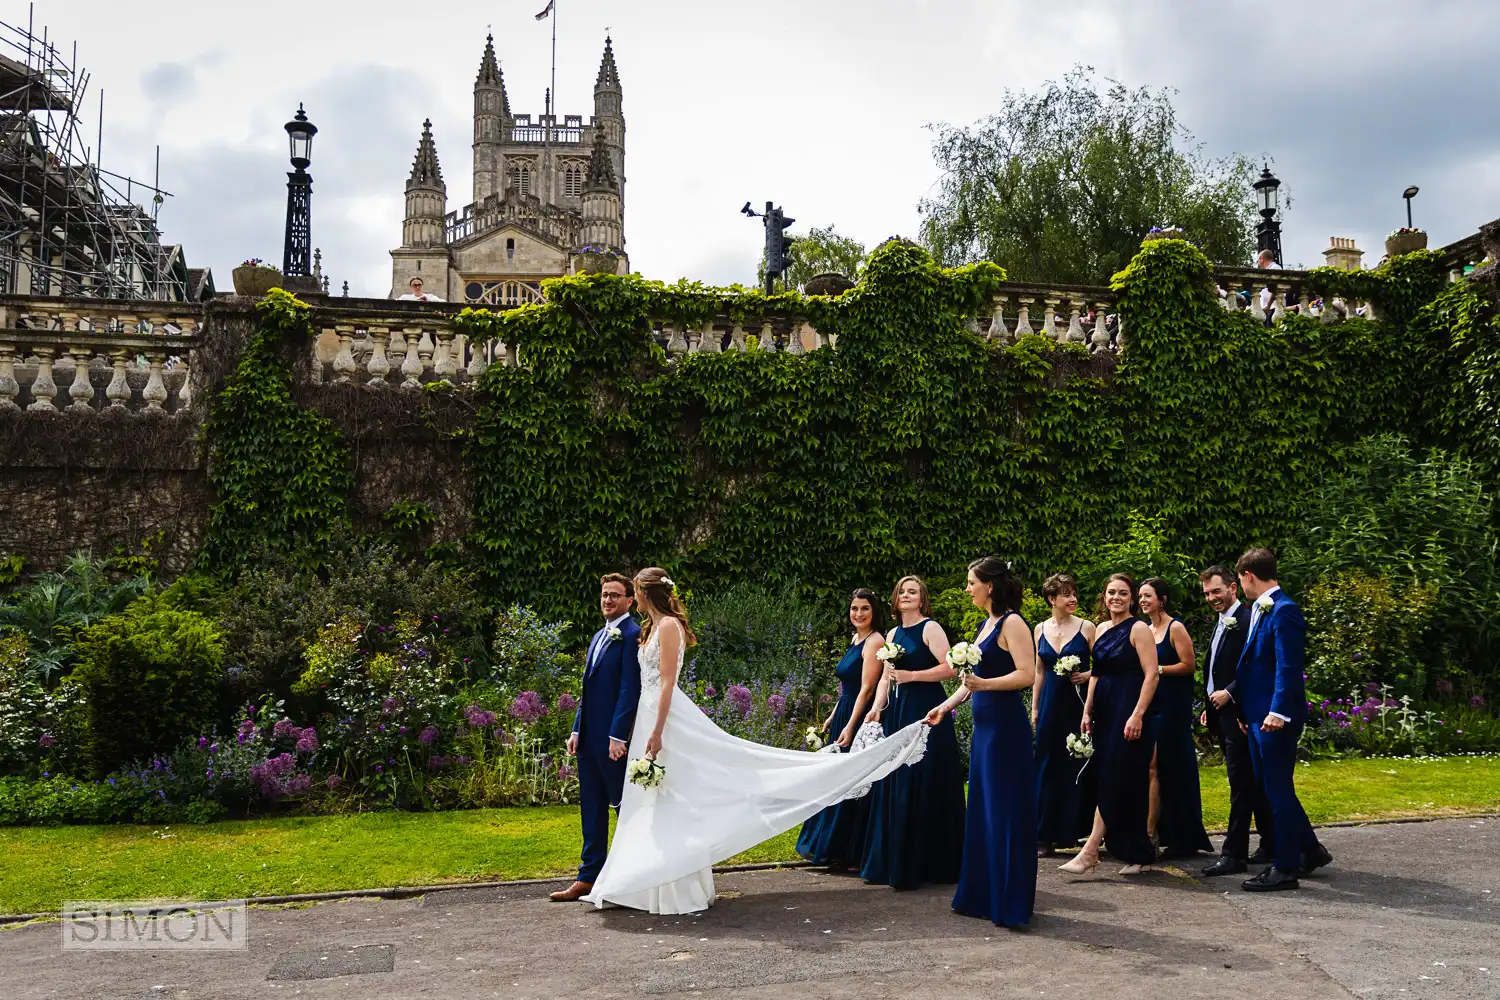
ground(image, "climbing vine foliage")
xmin=197 ymin=244 xmax=1498 ymax=630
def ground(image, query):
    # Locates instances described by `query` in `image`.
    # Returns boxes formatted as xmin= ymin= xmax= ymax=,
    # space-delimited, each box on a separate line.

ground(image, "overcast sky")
xmin=28 ymin=0 xmax=1500 ymax=296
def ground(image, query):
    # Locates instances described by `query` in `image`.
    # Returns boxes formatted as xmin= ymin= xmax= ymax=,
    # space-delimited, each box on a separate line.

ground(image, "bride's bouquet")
xmin=804 ymin=726 xmax=825 ymax=751
xmin=1065 ymin=732 xmax=1094 ymax=759
xmin=946 ymin=641 xmax=982 ymax=675
xmin=1053 ymin=653 xmax=1081 ymax=677
xmin=626 ymin=757 xmax=666 ymax=789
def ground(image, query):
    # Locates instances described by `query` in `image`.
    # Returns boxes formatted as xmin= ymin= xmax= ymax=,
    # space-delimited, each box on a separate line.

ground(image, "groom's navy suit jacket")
xmin=1234 ymin=590 xmax=1308 ymax=725
xmin=574 ymin=616 xmax=643 ymax=757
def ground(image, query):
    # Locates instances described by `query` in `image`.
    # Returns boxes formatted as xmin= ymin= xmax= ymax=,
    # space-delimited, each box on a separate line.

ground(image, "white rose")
xmin=1223 ymin=617 xmax=1240 ymax=631
xmin=607 ymin=626 xmax=623 ymax=642
xmin=1257 ymin=594 xmax=1274 ymax=613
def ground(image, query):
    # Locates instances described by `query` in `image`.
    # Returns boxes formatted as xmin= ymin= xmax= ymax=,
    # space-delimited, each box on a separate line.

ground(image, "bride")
xmin=583 ymin=568 xmax=933 ymax=914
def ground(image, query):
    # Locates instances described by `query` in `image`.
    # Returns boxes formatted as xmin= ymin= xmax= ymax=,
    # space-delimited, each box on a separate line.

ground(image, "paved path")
xmin=1 ymin=817 xmax=1494 ymax=999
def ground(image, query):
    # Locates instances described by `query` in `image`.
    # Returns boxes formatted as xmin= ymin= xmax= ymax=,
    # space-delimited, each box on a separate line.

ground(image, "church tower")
xmin=593 ymin=36 xmax=625 ymax=219
xmin=472 ymin=34 xmax=510 ymax=203
xmin=402 ymin=119 xmax=446 ymax=247
xmin=580 ymin=129 xmax=622 ymax=252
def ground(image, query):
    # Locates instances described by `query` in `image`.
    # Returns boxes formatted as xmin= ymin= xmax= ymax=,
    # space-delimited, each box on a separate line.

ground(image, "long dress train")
xmin=1034 ymin=627 xmax=1097 ymax=848
xmin=952 ymin=614 xmax=1036 ymax=926
xmin=584 ymin=627 xmax=931 ymax=914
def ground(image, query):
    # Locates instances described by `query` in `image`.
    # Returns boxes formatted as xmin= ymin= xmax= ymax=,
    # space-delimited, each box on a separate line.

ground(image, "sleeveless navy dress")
xmin=1035 ymin=626 xmax=1097 ymax=848
xmin=796 ymin=637 xmax=873 ymax=867
xmin=860 ymin=618 xmax=967 ymax=888
xmin=1090 ymin=620 xmax=1158 ymax=865
xmin=1149 ymin=621 xmax=1212 ymax=857
xmin=953 ymin=615 xmax=1036 ymax=927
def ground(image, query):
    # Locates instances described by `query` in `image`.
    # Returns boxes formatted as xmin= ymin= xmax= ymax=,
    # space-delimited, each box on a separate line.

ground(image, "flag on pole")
xmin=535 ymin=0 xmax=554 ymax=19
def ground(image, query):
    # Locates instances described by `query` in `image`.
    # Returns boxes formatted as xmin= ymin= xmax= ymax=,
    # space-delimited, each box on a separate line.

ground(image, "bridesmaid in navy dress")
xmin=1032 ymin=573 xmax=1097 ymax=856
xmin=1139 ymin=578 xmax=1213 ymax=858
xmin=926 ymin=557 xmax=1037 ymax=927
xmin=1059 ymin=573 xmax=1160 ymax=875
xmin=796 ymin=588 xmax=886 ymax=869
xmin=860 ymin=575 xmax=967 ymax=889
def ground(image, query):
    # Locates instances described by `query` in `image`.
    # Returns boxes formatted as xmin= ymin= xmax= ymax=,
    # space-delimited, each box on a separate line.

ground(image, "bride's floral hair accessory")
xmin=661 ymin=576 xmax=676 ymax=590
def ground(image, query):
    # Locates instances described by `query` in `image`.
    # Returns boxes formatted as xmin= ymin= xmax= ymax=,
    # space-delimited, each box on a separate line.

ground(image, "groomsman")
xmin=1233 ymin=548 xmax=1333 ymax=891
xmin=1197 ymin=565 xmax=1274 ymax=876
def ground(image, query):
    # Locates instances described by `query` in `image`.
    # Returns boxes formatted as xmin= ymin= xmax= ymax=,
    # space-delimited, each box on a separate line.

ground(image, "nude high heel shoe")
xmin=1058 ymin=854 xmax=1100 ymax=875
xmin=1118 ymin=864 xmax=1147 ymax=875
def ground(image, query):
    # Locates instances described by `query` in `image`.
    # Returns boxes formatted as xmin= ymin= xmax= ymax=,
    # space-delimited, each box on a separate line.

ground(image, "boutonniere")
xmin=606 ymin=625 xmax=623 ymax=642
xmin=1256 ymin=594 xmax=1274 ymax=613
xmin=1223 ymin=617 xmax=1240 ymax=632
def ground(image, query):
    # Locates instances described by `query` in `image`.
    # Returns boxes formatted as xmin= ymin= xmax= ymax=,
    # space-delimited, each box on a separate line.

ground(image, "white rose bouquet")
xmin=1053 ymin=653 xmax=1081 ymax=677
xmin=1065 ymin=732 xmax=1095 ymax=759
xmin=804 ymin=726 xmax=824 ymax=751
xmin=876 ymin=641 xmax=904 ymax=665
xmin=946 ymin=642 xmax=982 ymax=674
xmin=626 ymin=757 xmax=666 ymax=789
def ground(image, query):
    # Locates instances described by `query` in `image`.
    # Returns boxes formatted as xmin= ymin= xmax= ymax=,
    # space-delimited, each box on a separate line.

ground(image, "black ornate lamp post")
xmin=1254 ymin=165 xmax=1283 ymax=266
xmin=282 ymin=104 xmax=318 ymax=277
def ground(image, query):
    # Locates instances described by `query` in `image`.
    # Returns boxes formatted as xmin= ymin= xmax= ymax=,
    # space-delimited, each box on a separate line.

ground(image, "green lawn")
xmin=3 ymin=755 xmax=1496 ymax=916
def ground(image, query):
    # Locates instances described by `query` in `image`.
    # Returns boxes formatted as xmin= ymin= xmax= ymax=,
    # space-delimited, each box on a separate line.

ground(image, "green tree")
xmin=758 ymin=224 xmax=868 ymax=291
xmin=919 ymin=66 xmax=1259 ymax=285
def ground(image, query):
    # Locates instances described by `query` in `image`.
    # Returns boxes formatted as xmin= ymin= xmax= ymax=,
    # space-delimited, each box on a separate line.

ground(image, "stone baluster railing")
xmin=1213 ymin=266 xmax=1379 ymax=325
xmin=0 ymin=295 xmax=201 ymax=413
xmin=982 ymin=284 xmax=1120 ymax=353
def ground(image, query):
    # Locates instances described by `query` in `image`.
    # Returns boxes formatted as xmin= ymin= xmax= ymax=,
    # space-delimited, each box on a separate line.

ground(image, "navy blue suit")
xmin=572 ymin=616 xmax=642 ymax=883
xmin=1235 ymin=589 xmax=1321 ymax=871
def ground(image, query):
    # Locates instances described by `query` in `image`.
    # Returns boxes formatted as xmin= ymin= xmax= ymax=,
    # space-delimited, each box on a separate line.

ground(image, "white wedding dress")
xmin=583 ymin=624 xmax=931 ymax=914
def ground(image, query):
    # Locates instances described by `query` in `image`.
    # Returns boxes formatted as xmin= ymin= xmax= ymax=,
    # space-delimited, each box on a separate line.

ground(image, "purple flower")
xmin=465 ymin=704 xmax=498 ymax=728
xmin=705 ymin=685 xmax=717 ymax=698
xmin=209 ymin=743 xmax=219 ymax=753
xmin=1471 ymin=695 xmax=1487 ymax=709
xmin=557 ymin=763 xmax=577 ymax=782
xmin=419 ymin=724 xmax=439 ymax=746
xmin=557 ymin=692 xmax=578 ymax=712
xmin=296 ymin=729 xmax=319 ymax=753
xmin=375 ymin=764 xmax=384 ymax=774
xmin=273 ymin=719 xmax=296 ymax=738
xmin=1365 ymin=681 xmax=1380 ymax=693
xmin=205 ymin=769 xmax=214 ymax=778
xmin=509 ymin=691 xmax=549 ymax=724
xmin=499 ymin=730 xmax=516 ymax=746
xmin=326 ymin=774 xmax=342 ymax=790
xmin=198 ymin=737 xmax=209 ymax=749
xmin=768 ymin=694 xmax=788 ymax=718
xmin=727 ymin=685 xmax=753 ymax=718
xmin=381 ymin=697 xmax=400 ymax=715
xmin=38 ymin=733 xmax=56 ymax=748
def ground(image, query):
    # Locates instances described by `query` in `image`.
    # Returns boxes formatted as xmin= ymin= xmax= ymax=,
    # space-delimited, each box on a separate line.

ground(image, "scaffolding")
xmin=0 ymin=5 xmax=194 ymax=301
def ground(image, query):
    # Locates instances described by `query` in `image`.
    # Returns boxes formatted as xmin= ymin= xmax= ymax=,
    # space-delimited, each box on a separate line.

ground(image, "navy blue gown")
xmin=1090 ymin=620 xmax=1158 ymax=866
xmin=953 ymin=615 xmax=1037 ymax=927
xmin=796 ymin=637 xmax=873 ymax=867
xmin=860 ymin=618 xmax=967 ymax=889
xmin=1149 ymin=620 xmax=1213 ymax=857
xmin=1035 ymin=626 xmax=1098 ymax=848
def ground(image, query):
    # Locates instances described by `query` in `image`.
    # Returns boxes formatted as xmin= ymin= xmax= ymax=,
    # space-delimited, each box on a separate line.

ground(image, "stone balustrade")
xmin=980 ymin=283 xmax=1122 ymax=352
xmin=0 ymin=295 xmax=201 ymax=413
xmin=1213 ymin=266 xmax=1378 ymax=324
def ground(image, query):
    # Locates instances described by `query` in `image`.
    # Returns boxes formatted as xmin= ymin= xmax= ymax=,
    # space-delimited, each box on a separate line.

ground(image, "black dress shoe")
xmin=1246 ymin=846 xmax=1274 ymax=865
xmin=1202 ymin=856 xmax=1247 ymax=877
xmin=1242 ymin=866 xmax=1300 ymax=892
xmin=1299 ymin=843 xmax=1333 ymax=875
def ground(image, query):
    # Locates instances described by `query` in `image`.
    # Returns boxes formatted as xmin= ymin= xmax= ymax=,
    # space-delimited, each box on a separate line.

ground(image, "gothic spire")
xmin=594 ymin=35 xmax=620 ymax=91
xmin=406 ymin=119 xmax=444 ymax=191
xmin=475 ymin=33 xmax=512 ymax=114
xmin=584 ymin=128 xmax=618 ymax=193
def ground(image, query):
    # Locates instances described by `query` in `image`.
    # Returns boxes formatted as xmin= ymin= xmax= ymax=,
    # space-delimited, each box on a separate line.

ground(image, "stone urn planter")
xmin=1143 ymin=226 xmax=1187 ymax=244
xmin=1385 ymin=229 xmax=1428 ymax=257
xmin=574 ymin=251 xmax=620 ymax=276
xmin=803 ymin=272 xmax=856 ymax=297
xmin=232 ymin=264 xmax=284 ymax=297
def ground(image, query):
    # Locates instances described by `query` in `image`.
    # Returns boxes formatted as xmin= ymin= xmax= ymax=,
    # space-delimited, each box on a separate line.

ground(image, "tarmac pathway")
xmin=1 ymin=816 xmax=1494 ymax=1000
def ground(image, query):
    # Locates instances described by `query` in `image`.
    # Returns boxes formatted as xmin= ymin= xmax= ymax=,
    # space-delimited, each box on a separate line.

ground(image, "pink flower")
xmin=557 ymin=692 xmax=578 ymax=712
xmin=508 ymin=691 xmax=549 ymax=724
xmin=726 ymin=685 xmax=753 ymax=718
xmin=768 ymin=694 xmax=787 ymax=718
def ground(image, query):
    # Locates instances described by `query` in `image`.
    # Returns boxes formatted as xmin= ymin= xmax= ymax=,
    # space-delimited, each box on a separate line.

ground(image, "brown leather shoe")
xmin=548 ymin=880 xmax=594 ymax=902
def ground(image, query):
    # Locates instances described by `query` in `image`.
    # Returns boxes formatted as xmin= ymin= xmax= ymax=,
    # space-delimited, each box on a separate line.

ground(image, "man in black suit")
xmin=1198 ymin=564 xmax=1275 ymax=876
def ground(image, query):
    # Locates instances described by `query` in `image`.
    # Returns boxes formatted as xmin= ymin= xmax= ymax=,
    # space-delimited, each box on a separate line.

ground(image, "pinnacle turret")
xmin=584 ymin=129 xmax=618 ymax=193
xmin=406 ymin=119 xmax=445 ymax=192
xmin=594 ymin=35 xmax=620 ymax=92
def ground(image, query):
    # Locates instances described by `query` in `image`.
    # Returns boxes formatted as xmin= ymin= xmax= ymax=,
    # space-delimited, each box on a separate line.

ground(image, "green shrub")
xmin=687 ymin=582 xmax=843 ymax=690
xmin=68 ymin=598 xmax=225 ymax=777
xmin=0 ymin=552 xmax=151 ymax=683
xmin=931 ymin=587 xmax=987 ymax=642
xmin=1303 ymin=571 xmax=1437 ymax=696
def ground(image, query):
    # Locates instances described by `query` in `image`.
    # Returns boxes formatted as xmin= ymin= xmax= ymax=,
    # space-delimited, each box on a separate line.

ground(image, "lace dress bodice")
xmin=638 ymin=624 xmax=682 ymax=698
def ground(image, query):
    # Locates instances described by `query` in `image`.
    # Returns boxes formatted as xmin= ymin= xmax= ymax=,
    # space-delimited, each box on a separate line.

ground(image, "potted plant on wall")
xmin=1385 ymin=227 xmax=1428 ymax=257
xmin=574 ymin=245 xmax=622 ymax=276
xmin=233 ymin=258 xmax=284 ymax=296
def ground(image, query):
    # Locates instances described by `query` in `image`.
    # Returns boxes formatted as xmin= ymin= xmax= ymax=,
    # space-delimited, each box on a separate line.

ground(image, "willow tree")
xmin=920 ymin=67 xmax=1260 ymax=285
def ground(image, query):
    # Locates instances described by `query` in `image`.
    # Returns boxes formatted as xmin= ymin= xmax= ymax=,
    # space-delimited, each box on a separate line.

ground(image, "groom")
xmin=1234 ymin=548 xmax=1333 ymax=892
xmin=550 ymin=572 xmax=642 ymax=902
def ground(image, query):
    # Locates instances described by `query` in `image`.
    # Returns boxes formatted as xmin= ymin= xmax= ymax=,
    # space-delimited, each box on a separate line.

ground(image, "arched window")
xmin=508 ymin=163 xmax=532 ymax=197
xmin=564 ymin=165 xmax=584 ymax=197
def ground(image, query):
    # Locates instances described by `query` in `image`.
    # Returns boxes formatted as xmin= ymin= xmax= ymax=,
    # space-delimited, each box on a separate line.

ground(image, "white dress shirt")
xmin=1206 ymin=600 xmax=1242 ymax=698
xmin=587 ymin=613 xmax=634 ymax=671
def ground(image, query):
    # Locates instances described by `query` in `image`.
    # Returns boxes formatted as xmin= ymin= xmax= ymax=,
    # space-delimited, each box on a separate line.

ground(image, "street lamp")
xmin=1253 ymin=165 xmax=1283 ymax=266
xmin=1402 ymin=185 xmax=1420 ymax=229
xmin=282 ymin=104 xmax=318 ymax=277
